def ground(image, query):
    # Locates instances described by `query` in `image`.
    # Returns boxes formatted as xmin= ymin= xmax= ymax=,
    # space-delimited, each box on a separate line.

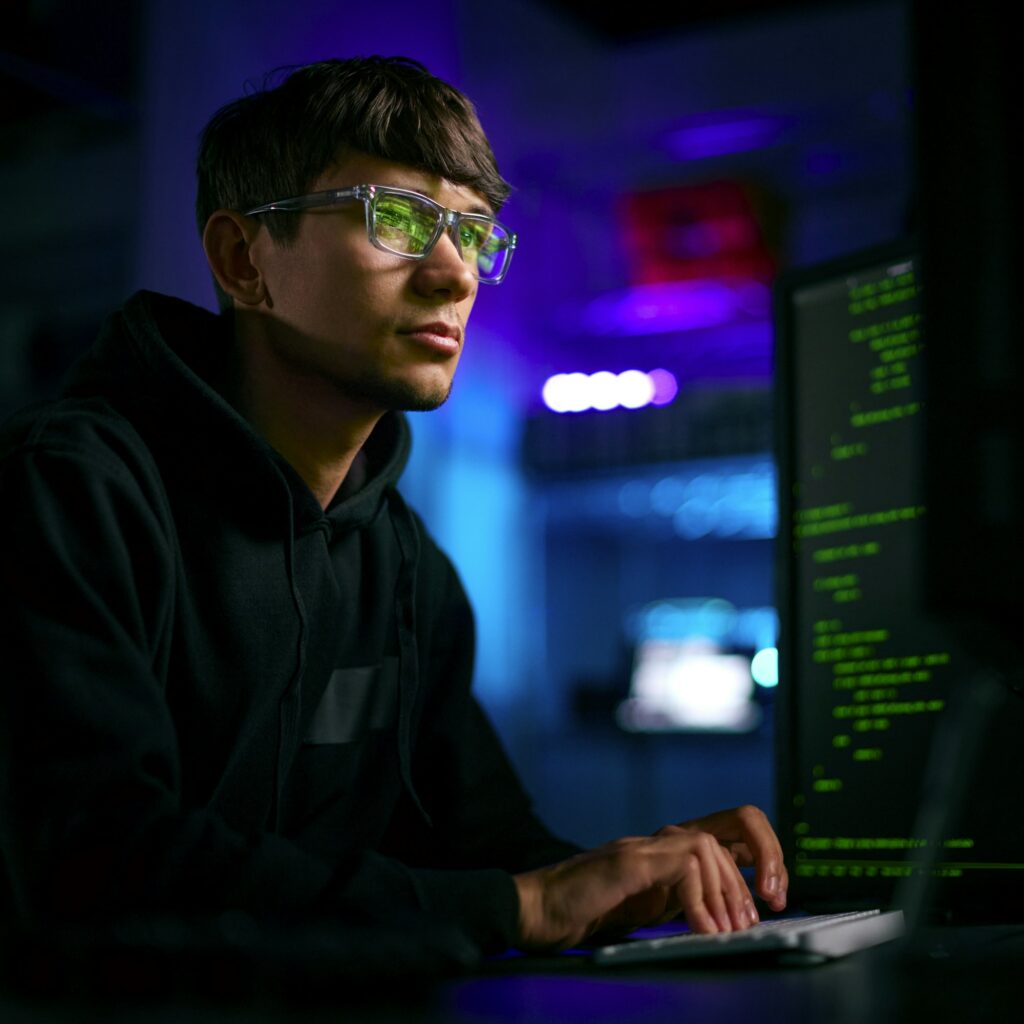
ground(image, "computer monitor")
xmin=912 ymin=1 xmax=1024 ymax=652
xmin=618 ymin=636 xmax=760 ymax=734
xmin=774 ymin=241 xmax=1024 ymax=922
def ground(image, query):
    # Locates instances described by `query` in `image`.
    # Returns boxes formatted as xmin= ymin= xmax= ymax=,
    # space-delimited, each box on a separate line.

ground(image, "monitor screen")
xmin=616 ymin=598 xmax=774 ymax=734
xmin=775 ymin=242 xmax=1024 ymax=921
xmin=619 ymin=637 xmax=759 ymax=733
xmin=913 ymin=1 xmax=1024 ymax=639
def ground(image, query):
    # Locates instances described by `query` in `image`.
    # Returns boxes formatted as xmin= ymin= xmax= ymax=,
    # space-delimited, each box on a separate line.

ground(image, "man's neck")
xmin=229 ymin=327 xmax=382 ymax=510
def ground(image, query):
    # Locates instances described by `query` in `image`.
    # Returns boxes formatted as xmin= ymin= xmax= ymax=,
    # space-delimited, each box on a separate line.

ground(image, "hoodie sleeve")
xmin=0 ymin=422 xmax=348 ymax=922
xmin=375 ymin=528 xmax=582 ymax=934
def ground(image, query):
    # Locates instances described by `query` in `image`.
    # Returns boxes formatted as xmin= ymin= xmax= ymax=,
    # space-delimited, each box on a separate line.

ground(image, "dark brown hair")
xmin=195 ymin=56 xmax=511 ymax=246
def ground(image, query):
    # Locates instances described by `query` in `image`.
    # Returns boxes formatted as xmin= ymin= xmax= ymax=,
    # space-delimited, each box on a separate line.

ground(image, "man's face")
xmin=246 ymin=151 xmax=486 ymax=416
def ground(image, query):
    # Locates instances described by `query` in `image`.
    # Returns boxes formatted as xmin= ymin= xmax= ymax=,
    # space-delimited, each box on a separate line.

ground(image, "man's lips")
xmin=398 ymin=321 xmax=462 ymax=353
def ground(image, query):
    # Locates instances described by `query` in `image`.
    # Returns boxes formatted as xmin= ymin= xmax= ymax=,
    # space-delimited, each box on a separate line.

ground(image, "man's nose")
xmin=411 ymin=230 xmax=476 ymax=300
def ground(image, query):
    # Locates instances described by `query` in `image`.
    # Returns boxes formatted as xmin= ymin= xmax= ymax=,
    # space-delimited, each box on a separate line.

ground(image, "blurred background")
xmin=0 ymin=0 xmax=913 ymax=847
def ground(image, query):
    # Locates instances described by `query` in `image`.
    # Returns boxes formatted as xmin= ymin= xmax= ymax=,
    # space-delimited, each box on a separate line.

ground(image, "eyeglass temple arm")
xmin=244 ymin=186 xmax=366 ymax=216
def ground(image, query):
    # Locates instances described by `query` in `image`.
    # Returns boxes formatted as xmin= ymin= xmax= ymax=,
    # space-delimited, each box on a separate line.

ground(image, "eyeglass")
xmin=244 ymin=183 xmax=517 ymax=284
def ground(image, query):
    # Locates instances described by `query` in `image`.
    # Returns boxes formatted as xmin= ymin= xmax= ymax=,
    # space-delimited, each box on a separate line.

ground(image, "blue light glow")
xmin=638 ymin=598 xmax=738 ymax=643
xmin=607 ymin=460 xmax=778 ymax=538
xmin=628 ymin=600 xmax=778 ymax=650
xmin=751 ymin=647 xmax=779 ymax=688
xmin=546 ymin=456 xmax=777 ymax=540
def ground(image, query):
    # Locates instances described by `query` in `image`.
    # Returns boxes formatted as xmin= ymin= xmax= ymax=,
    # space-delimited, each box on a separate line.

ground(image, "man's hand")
xmin=677 ymin=805 xmax=788 ymax=913
xmin=513 ymin=805 xmax=787 ymax=952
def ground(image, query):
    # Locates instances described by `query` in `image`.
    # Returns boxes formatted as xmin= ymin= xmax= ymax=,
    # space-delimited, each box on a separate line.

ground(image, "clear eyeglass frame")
xmin=244 ymin=183 xmax=517 ymax=284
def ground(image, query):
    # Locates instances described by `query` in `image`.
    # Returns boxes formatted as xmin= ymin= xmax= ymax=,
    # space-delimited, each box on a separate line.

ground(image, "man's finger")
xmin=715 ymin=840 xmax=758 ymax=929
xmin=683 ymin=805 xmax=787 ymax=910
xmin=667 ymin=831 xmax=744 ymax=934
xmin=675 ymin=850 xmax=719 ymax=934
xmin=694 ymin=833 xmax=732 ymax=933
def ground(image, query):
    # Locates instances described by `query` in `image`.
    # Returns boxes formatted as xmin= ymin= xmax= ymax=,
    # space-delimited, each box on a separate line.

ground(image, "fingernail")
xmin=765 ymin=875 xmax=779 ymax=896
xmin=747 ymin=901 xmax=759 ymax=926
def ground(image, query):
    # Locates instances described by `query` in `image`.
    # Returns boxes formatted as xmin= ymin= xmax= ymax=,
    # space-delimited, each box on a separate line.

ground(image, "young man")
xmin=0 ymin=57 xmax=786 ymax=960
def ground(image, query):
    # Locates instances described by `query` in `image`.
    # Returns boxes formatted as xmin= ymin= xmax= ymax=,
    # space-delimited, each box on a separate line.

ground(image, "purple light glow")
xmin=664 ymin=111 xmax=789 ymax=161
xmin=649 ymin=368 xmax=679 ymax=406
xmin=580 ymin=279 xmax=770 ymax=337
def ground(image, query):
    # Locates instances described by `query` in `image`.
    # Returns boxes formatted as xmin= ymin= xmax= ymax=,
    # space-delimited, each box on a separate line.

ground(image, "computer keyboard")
xmin=592 ymin=909 xmax=905 ymax=966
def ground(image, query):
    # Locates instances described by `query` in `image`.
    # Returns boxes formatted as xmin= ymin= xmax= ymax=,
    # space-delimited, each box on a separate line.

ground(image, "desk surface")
xmin=2 ymin=927 xmax=1021 ymax=1024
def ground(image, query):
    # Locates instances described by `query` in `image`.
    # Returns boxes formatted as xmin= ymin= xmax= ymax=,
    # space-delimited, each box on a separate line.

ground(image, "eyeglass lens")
xmin=371 ymin=192 xmax=511 ymax=281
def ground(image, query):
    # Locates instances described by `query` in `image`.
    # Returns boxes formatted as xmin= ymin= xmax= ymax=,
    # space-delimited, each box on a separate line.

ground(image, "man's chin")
xmin=401 ymin=395 xmax=451 ymax=412
xmin=357 ymin=376 xmax=453 ymax=414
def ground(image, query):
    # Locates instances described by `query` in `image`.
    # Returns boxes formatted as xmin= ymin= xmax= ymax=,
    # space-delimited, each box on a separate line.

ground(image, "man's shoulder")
xmin=0 ymin=394 xmax=159 ymax=485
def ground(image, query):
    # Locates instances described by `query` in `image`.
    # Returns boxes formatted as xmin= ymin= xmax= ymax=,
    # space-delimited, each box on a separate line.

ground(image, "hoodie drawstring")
xmin=387 ymin=490 xmax=432 ymax=825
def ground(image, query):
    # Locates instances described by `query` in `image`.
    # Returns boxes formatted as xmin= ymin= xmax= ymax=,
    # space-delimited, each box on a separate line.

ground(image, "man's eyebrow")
xmin=376 ymin=180 xmax=493 ymax=217
xmin=423 ymin=181 xmax=494 ymax=217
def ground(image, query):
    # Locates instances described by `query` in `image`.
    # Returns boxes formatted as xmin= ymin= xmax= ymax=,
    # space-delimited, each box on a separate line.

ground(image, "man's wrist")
xmin=512 ymin=870 xmax=544 ymax=949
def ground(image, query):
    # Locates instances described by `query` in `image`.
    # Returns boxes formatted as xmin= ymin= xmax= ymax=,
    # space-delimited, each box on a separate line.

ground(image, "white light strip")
xmin=542 ymin=369 xmax=678 ymax=414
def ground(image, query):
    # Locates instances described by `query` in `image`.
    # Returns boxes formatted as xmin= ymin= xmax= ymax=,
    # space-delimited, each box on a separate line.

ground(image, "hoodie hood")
xmin=1 ymin=288 xmax=575 ymax=954
xmin=63 ymin=290 xmax=412 ymax=538
xmin=63 ymin=289 xmax=428 ymax=822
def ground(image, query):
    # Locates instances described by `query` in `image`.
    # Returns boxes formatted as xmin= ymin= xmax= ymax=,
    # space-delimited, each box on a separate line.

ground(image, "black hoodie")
xmin=0 ymin=291 xmax=577 ymax=955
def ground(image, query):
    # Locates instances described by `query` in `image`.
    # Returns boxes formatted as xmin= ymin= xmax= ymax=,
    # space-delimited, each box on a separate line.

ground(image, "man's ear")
xmin=202 ymin=210 xmax=267 ymax=307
